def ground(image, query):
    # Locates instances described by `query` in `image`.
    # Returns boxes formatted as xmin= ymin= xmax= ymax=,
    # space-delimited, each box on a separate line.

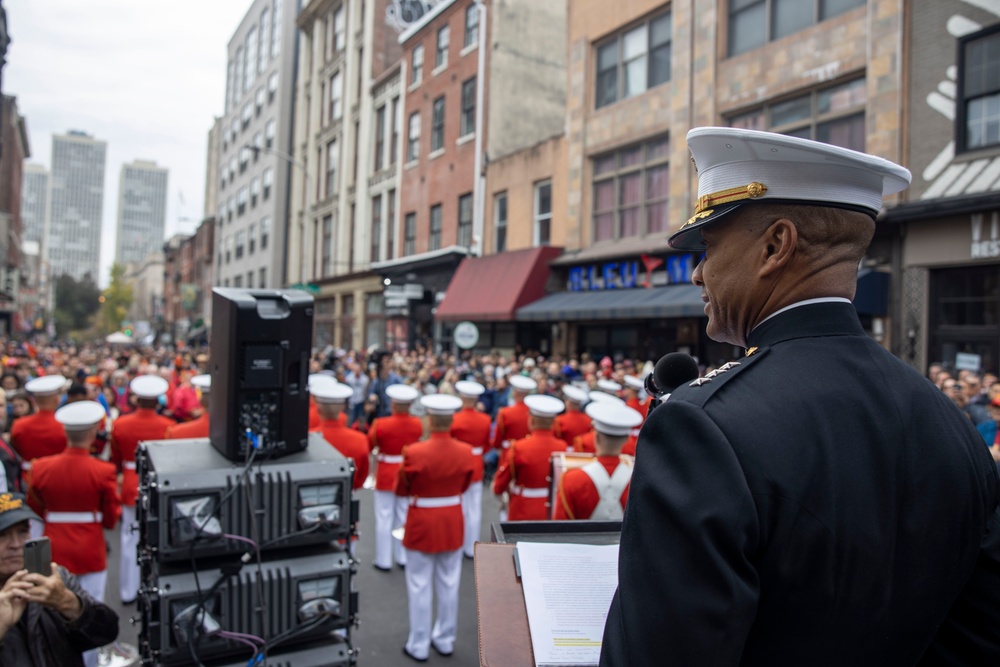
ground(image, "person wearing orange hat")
xmin=396 ymin=394 xmax=475 ymax=662
xmin=164 ymin=375 xmax=211 ymax=439
xmin=369 ymin=384 xmax=423 ymax=571
xmin=554 ymin=401 xmax=641 ymax=521
xmin=492 ymin=394 xmax=567 ymax=521
xmin=449 ymin=381 xmax=491 ymax=559
xmin=109 ymin=375 xmax=173 ymax=605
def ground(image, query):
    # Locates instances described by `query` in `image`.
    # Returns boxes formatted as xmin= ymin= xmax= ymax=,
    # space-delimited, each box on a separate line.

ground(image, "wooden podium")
xmin=474 ymin=521 xmax=621 ymax=667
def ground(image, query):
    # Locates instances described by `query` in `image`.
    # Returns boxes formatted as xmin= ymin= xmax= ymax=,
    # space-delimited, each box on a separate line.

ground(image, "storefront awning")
xmin=435 ymin=246 xmax=564 ymax=322
xmin=516 ymin=284 xmax=704 ymax=321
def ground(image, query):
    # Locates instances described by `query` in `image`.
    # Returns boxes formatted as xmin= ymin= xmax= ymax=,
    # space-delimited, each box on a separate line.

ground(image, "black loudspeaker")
xmin=210 ymin=289 xmax=314 ymax=461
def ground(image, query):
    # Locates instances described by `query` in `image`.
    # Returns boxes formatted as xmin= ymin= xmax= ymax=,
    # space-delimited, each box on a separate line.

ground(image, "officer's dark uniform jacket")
xmin=601 ymin=302 xmax=1000 ymax=666
xmin=0 ymin=566 xmax=119 ymax=666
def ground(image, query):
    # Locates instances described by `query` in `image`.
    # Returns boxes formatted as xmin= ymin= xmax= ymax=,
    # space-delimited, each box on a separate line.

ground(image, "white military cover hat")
xmin=421 ymin=394 xmax=463 ymax=415
xmin=311 ymin=382 xmax=353 ymax=404
xmin=524 ymin=394 xmax=565 ymax=418
xmin=624 ymin=375 xmax=644 ymax=391
xmin=55 ymin=400 xmax=106 ymax=431
xmin=25 ymin=375 xmax=67 ymax=397
xmin=308 ymin=373 xmax=338 ymax=391
xmin=562 ymin=385 xmax=589 ymax=404
xmin=191 ymin=374 xmax=211 ymax=392
xmin=589 ymin=390 xmax=625 ymax=406
xmin=585 ymin=402 xmax=643 ymax=437
xmin=130 ymin=374 xmax=169 ymax=398
xmin=386 ymin=384 xmax=420 ymax=404
xmin=455 ymin=380 xmax=485 ymax=398
xmin=669 ymin=126 xmax=912 ymax=251
xmin=509 ymin=375 xmax=537 ymax=392
xmin=597 ymin=379 xmax=622 ymax=393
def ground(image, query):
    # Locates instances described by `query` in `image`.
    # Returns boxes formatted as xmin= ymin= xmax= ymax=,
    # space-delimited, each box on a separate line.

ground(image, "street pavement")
xmin=102 ymin=480 xmax=502 ymax=666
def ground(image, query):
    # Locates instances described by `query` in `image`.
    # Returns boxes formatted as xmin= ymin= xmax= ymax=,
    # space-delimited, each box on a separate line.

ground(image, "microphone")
xmin=644 ymin=352 xmax=699 ymax=412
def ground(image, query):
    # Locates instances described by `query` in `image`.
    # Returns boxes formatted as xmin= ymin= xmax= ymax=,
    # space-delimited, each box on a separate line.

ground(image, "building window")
xmin=390 ymin=96 xmax=400 ymax=165
xmin=234 ymin=47 xmax=244 ymax=103
xmin=327 ymin=139 xmax=338 ymax=197
xmin=322 ymin=214 xmax=333 ymax=276
xmin=250 ymin=177 xmax=260 ymax=207
xmin=458 ymin=193 xmax=473 ymax=247
xmin=330 ymin=71 xmax=343 ymax=121
xmin=260 ymin=267 xmax=267 ymax=288
xmin=435 ymin=25 xmax=450 ymax=69
xmin=236 ymin=230 xmax=246 ymax=259
xmin=226 ymin=59 xmax=236 ymax=113
xmin=461 ymin=77 xmax=476 ymax=137
xmin=729 ymin=0 xmax=865 ymax=56
xmin=227 ymin=196 xmax=235 ymax=221
xmin=404 ymin=212 xmax=416 ymax=256
xmin=226 ymin=235 xmax=233 ymax=263
xmin=371 ymin=194 xmax=382 ymax=263
xmin=263 ymin=167 xmax=273 ymax=199
xmin=729 ymin=77 xmax=866 ymax=152
xmin=959 ymin=25 xmax=1000 ymax=152
xmin=592 ymin=135 xmax=669 ymax=242
xmin=255 ymin=88 xmax=265 ymax=116
xmin=245 ymin=27 xmax=257 ymax=91
xmin=234 ymin=275 xmax=243 ymax=288
xmin=237 ymin=186 xmax=248 ymax=215
xmin=265 ymin=119 xmax=276 ymax=148
xmin=411 ymin=45 xmax=424 ymax=85
xmin=429 ymin=204 xmax=442 ymax=250
xmin=268 ymin=71 xmax=278 ymax=102
xmin=596 ymin=11 xmax=671 ymax=109
xmin=249 ymin=222 xmax=257 ymax=254
xmin=431 ymin=96 xmax=445 ymax=151
xmin=242 ymin=102 xmax=253 ymax=129
xmin=387 ymin=188 xmax=396 ymax=260
xmin=534 ymin=181 xmax=552 ymax=246
xmin=253 ymin=131 xmax=263 ymax=158
xmin=261 ymin=216 xmax=270 ymax=249
xmin=259 ymin=9 xmax=270 ymax=73
xmin=407 ymin=112 xmax=420 ymax=162
xmin=465 ymin=5 xmax=479 ymax=48
xmin=374 ymin=105 xmax=386 ymax=171
xmin=271 ymin=0 xmax=282 ymax=57
xmin=333 ymin=5 xmax=346 ymax=52
xmin=495 ymin=192 xmax=508 ymax=253
xmin=247 ymin=271 xmax=254 ymax=288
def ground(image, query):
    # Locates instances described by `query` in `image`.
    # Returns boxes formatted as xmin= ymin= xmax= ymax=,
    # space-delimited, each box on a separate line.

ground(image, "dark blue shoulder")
xmin=669 ymin=346 xmax=771 ymax=409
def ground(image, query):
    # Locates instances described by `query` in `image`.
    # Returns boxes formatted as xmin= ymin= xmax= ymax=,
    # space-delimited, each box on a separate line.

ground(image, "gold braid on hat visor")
xmin=682 ymin=181 xmax=768 ymax=229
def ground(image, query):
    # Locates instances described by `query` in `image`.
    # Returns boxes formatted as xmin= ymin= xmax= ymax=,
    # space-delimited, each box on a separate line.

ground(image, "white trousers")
xmin=404 ymin=548 xmax=462 ymax=660
xmin=77 ymin=570 xmax=107 ymax=667
xmin=461 ymin=482 xmax=483 ymax=558
xmin=373 ymin=490 xmax=408 ymax=569
xmin=119 ymin=504 xmax=139 ymax=603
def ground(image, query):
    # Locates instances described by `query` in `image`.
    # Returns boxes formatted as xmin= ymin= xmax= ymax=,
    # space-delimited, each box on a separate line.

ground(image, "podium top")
xmin=491 ymin=520 xmax=621 ymax=545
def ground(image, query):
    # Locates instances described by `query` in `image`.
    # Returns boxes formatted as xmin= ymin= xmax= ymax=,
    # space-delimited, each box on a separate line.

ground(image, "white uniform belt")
xmin=470 ymin=447 xmax=484 ymax=456
xmin=409 ymin=495 xmax=461 ymax=508
xmin=510 ymin=484 xmax=548 ymax=499
xmin=378 ymin=454 xmax=404 ymax=464
xmin=46 ymin=511 xmax=103 ymax=524
xmin=123 ymin=461 xmax=137 ymax=470
xmin=20 ymin=461 xmax=31 ymax=471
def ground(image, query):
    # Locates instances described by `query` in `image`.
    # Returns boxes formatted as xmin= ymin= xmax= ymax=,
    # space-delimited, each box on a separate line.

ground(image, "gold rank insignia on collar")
xmin=745 ymin=347 xmax=758 ymax=357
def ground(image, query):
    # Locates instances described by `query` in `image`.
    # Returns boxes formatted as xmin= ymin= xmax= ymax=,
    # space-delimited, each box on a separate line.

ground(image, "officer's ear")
xmin=758 ymin=218 xmax=797 ymax=277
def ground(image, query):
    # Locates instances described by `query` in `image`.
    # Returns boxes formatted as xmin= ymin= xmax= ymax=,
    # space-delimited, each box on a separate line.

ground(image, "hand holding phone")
xmin=23 ymin=537 xmax=52 ymax=577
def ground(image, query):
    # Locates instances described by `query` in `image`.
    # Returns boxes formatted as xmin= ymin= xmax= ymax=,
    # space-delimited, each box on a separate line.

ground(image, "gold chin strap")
xmin=680 ymin=182 xmax=768 ymax=230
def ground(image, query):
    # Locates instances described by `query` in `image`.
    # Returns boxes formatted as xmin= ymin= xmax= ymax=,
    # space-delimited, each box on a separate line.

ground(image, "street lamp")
xmin=242 ymin=144 xmax=312 ymax=287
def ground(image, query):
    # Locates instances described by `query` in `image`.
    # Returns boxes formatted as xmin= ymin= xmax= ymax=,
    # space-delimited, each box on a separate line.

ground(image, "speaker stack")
xmin=135 ymin=289 xmax=359 ymax=665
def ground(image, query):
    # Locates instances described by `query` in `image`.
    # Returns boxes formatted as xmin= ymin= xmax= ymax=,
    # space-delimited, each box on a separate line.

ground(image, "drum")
xmin=549 ymin=451 xmax=598 ymax=519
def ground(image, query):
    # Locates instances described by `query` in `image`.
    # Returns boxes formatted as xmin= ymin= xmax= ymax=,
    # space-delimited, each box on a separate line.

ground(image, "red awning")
xmin=435 ymin=246 xmax=563 ymax=322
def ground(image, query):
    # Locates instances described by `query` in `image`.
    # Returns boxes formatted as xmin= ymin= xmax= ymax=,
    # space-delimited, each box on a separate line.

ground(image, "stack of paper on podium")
xmin=475 ymin=521 xmax=621 ymax=667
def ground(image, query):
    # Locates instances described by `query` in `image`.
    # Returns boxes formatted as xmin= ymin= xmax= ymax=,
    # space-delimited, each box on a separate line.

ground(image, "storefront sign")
xmin=971 ymin=213 xmax=1000 ymax=259
xmin=385 ymin=283 xmax=424 ymax=299
xmin=567 ymin=253 xmax=698 ymax=292
xmin=955 ymin=352 xmax=981 ymax=372
xmin=453 ymin=321 xmax=480 ymax=349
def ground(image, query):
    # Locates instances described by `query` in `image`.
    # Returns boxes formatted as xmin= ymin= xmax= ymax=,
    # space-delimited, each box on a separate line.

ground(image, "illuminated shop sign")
xmin=567 ymin=253 xmax=700 ymax=292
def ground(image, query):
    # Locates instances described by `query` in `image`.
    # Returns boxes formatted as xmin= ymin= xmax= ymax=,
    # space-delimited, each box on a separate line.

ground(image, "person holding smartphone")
xmin=0 ymin=492 xmax=119 ymax=666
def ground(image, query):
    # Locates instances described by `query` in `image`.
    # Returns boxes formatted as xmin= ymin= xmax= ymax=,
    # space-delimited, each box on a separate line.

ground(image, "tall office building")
xmin=115 ymin=159 xmax=168 ymax=268
xmin=48 ymin=131 xmax=107 ymax=283
xmin=214 ymin=0 xmax=300 ymax=290
xmin=21 ymin=163 xmax=47 ymax=246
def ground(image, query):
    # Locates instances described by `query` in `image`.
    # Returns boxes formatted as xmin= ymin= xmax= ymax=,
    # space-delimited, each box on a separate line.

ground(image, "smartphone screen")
xmin=24 ymin=537 xmax=52 ymax=576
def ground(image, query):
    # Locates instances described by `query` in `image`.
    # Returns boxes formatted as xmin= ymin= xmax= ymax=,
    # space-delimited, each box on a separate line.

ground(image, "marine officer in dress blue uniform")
xmin=601 ymin=127 xmax=1000 ymax=666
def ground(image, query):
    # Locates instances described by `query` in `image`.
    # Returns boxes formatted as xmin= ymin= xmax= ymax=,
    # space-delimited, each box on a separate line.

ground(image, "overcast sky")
xmin=6 ymin=0 xmax=252 ymax=286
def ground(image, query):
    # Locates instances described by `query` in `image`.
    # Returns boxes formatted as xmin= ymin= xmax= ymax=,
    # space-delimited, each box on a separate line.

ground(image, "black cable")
xmin=258 ymin=522 xmax=322 ymax=549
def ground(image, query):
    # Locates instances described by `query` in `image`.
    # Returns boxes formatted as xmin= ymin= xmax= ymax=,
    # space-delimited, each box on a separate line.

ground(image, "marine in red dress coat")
xmin=11 ymin=375 xmax=69 ymax=470
xmin=27 ymin=401 xmax=121 ymax=576
xmin=368 ymin=407 xmax=424 ymax=492
xmin=490 ymin=375 xmax=536 ymax=451
xmin=111 ymin=405 xmax=173 ymax=507
xmin=492 ymin=394 xmax=568 ymax=521
xmin=309 ymin=381 xmax=370 ymax=490
xmin=450 ymin=406 xmax=491 ymax=483
xmin=554 ymin=385 xmax=592 ymax=450
xmin=164 ymin=373 xmax=211 ymax=440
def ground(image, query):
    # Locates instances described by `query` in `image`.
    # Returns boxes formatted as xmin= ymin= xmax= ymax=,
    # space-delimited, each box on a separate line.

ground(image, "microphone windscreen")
xmin=653 ymin=353 xmax=700 ymax=393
